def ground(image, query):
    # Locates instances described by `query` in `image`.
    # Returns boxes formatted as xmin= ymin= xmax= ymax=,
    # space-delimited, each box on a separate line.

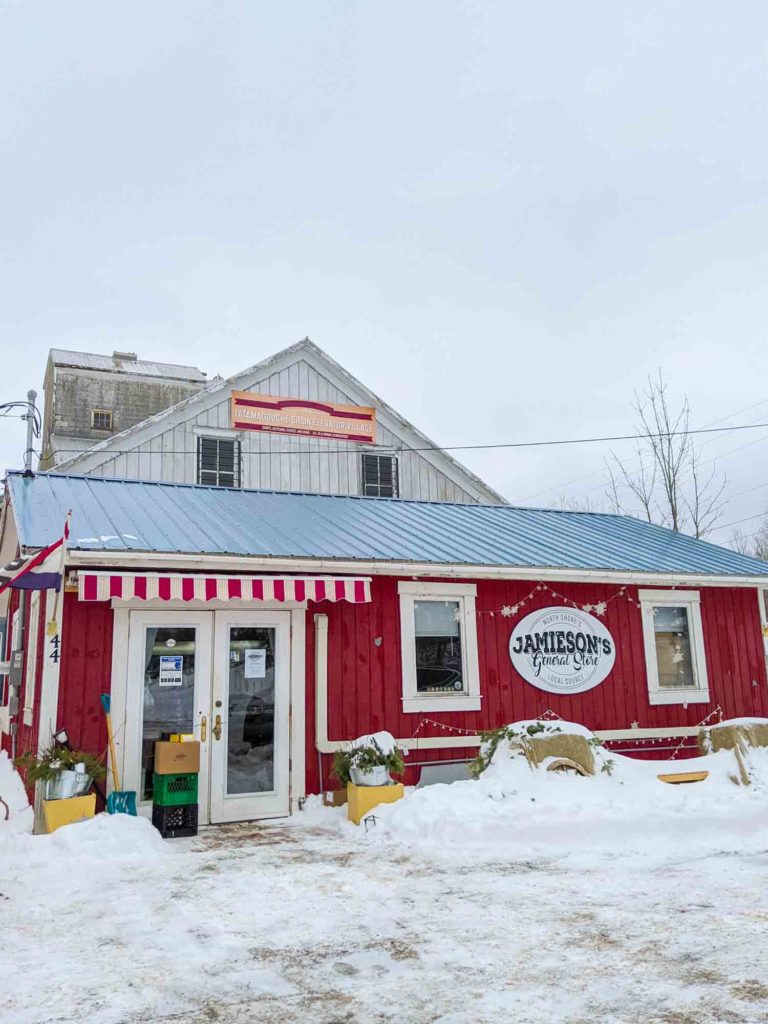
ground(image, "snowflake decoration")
xmin=581 ymin=604 xmax=593 ymax=613
xmin=593 ymin=601 xmax=607 ymax=617
xmin=500 ymin=605 xmax=514 ymax=617
xmin=671 ymin=651 xmax=684 ymax=664
xmin=452 ymin=608 xmax=462 ymax=623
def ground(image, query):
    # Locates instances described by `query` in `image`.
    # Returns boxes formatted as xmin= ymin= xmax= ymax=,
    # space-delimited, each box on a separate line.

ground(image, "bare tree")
xmin=733 ymin=515 xmax=768 ymax=561
xmin=605 ymin=372 xmax=727 ymax=538
xmin=755 ymin=520 xmax=768 ymax=561
xmin=685 ymin=446 xmax=728 ymax=540
xmin=555 ymin=493 xmax=600 ymax=513
xmin=730 ymin=528 xmax=751 ymax=555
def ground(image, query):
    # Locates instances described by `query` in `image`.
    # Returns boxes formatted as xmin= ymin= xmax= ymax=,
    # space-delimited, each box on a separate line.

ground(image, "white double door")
xmin=125 ymin=609 xmax=291 ymax=823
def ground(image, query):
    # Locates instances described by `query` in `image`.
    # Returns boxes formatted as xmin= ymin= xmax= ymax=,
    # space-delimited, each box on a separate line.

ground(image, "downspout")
xmin=314 ymin=613 xmax=328 ymax=792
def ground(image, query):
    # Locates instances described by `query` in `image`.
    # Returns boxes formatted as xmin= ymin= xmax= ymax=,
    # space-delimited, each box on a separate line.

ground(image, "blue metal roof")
xmin=7 ymin=471 xmax=768 ymax=577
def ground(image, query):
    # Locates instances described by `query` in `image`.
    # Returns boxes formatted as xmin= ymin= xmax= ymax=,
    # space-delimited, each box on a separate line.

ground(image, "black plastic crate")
xmin=152 ymin=802 xmax=198 ymax=839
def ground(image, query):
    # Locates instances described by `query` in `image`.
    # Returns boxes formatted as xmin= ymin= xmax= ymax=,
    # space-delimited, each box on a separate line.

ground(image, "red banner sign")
xmin=230 ymin=392 xmax=376 ymax=443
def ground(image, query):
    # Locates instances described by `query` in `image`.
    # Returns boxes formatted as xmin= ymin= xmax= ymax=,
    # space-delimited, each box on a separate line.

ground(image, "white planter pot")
xmin=350 ymin=765 xmax=390 ymax=787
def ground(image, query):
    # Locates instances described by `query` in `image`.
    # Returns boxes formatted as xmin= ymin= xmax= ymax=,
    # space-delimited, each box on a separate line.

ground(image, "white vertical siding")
xmin=74 ymin=359 xmax=484 ymax=503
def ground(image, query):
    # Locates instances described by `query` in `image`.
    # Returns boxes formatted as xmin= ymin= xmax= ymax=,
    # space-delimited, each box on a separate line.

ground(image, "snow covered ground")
xmin=2 ymin=746 xmax=768 ymax=1024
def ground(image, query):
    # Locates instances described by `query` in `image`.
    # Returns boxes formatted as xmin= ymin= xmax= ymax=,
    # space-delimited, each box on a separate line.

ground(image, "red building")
xmin=3 ymin=472 xmax=768 ymax=823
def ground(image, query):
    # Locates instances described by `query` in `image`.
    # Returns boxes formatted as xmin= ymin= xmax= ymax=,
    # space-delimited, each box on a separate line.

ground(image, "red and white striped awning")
xmin=78 ymin=572 xmax=371 ymax=604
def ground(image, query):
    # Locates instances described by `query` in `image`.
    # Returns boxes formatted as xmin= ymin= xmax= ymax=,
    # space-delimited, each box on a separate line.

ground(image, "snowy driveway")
xmin=2 ymin=789 xmax=768 ymax=1024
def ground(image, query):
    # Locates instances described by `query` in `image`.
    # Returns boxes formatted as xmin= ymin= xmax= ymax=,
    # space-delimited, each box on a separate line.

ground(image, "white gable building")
xmin=49 ymin=338 xmax=506 ymax=505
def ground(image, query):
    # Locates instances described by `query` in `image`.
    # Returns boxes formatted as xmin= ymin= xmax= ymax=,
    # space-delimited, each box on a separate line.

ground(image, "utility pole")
xmin=23 ymin=389 xmax=37 ymax=475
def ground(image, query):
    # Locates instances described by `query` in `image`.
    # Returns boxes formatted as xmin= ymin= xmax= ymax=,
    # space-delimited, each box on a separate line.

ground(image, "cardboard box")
xmin=155 ymin=740 xmax=200 ymax=775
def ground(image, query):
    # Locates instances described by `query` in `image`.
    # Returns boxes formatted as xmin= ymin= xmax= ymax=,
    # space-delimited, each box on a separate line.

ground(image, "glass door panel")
xmin=124 ymin=610 xmax=213 ymax=822
xmin=226 ymin=627 xmax=276 ymax=795
xmin=141 ymin=626 xmax=197 ymax=801
xmin=210 ymin=611 xmax=290 ymax=823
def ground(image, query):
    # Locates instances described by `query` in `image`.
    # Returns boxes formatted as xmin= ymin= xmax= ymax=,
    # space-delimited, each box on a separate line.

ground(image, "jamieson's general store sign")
xmin=231 ymin=392 xmax=376 ymax=443
xmin=509 ymin=606 xmax=616 ymax=695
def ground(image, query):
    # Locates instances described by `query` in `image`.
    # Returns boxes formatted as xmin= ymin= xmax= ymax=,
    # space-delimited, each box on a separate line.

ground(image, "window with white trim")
xmin=760 ymin=589 xmax=768 ymax=670
xmin=361 ymin=453 xmax=398 ymax=497
xmin=398 ymin=581 xmax=481 ymax=712
xmin=197 ymin=436 xmax=241 ymax=488
xmin=639 ymin=590 xmax=709 ymax=705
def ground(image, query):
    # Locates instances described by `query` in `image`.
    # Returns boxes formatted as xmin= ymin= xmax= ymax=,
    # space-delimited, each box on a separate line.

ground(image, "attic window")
xmin=91 ymin=409 xmax=113 ymax=431
xmin=197 ymin=436 xmax=241 ymax=488
xmin=361 ymin=453 xmax=398 ymax=498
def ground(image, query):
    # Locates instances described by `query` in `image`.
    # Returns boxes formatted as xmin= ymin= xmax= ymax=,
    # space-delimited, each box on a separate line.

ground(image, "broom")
xmin=101 ymin=694 xmax=137 ymax=815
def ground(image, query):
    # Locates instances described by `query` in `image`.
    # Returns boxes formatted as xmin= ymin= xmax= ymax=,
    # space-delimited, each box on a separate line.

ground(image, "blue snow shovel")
xmin=101 ymin=694 xmax=137 ymax=815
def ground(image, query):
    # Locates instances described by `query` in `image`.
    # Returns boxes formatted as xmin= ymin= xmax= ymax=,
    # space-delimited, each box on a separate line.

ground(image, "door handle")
xmin=213 ymin=714 xmax=222 ymax=741
xmin=200 ymin=715 xmax=207 ymax=743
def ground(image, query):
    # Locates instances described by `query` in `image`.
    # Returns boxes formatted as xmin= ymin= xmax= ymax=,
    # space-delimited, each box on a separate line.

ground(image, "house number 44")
xmin=48 ymin=634 xmax=60 ymax=664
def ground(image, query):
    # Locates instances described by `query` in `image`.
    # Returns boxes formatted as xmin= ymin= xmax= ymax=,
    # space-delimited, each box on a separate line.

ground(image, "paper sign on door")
xmin=244 ymin=649 xmax=266 ymax=679
xmin=159 ymin=655 xmax=184 ymax=687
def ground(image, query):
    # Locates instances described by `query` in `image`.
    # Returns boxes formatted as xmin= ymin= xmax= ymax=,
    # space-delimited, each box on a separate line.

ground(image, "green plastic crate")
xmin=152 ymin=771 xmax=199 ymax=807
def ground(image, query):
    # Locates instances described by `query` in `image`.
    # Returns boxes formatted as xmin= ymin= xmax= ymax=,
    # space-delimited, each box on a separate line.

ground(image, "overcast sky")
xmin=1 ymin=2 xmax=767 ymax=545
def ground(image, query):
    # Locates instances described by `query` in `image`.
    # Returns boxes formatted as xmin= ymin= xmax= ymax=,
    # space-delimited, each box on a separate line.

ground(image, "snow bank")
xmin=0 ymin=811 xmax=173 ymax=867
xmin=366 ymin=739 xmax=768 ymax=866
xmin=0 ymin=749 xmax=33 ymax=834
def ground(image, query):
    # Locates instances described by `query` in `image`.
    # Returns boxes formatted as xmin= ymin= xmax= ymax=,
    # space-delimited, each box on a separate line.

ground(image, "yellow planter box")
xmin=42 ymin=794 xmax=97 ymax=834
xmin=347 ymin=782 xmax=404 ymax=825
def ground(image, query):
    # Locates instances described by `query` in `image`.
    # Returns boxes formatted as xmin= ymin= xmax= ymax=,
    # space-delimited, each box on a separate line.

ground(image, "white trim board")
xmin=65 ymin=550 xmax=768 ymax=589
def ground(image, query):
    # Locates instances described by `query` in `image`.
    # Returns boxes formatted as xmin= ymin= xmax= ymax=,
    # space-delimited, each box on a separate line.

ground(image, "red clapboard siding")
xmin=309 ymin=576 xmax=768 ymax=790
xmin=56 ymin=592 xmax=114 ymax=761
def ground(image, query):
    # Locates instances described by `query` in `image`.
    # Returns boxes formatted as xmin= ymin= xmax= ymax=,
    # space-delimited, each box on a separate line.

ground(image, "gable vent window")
xmin=91 ymin=409 xmax=113 ymax=431
xmin=197 ymin=436 xmax=241 ymax=488
xmin=361 ymin=453 xmax=398 ymax=498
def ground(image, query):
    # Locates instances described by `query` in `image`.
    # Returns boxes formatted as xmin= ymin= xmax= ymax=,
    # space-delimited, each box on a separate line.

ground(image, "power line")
xmin=516 ymin=396 xmax=768 ymax=503
xmin=708 ymin=509 xmax=768 ymax=533
xmin=48 ymin=419 xmax=768 ymax=459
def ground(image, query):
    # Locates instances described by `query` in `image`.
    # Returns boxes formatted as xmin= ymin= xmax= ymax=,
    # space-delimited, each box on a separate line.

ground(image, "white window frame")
xmin=196 ymin=434 xmax=242 ymax=488
xmin=361 ymin=452 xmax=399 ymax=498
xmin=639 ymin=589 xmax=709 ymax=706
xmin=398 ymin=581 xmax=481 ymax=713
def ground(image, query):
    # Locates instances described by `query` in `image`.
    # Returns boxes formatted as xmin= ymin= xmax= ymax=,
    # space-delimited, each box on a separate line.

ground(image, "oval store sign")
xmin=509 ymin=606 xmax=616 ymax=696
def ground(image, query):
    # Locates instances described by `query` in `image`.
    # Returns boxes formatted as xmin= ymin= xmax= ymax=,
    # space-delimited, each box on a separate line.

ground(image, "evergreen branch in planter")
xmin=331 ymin=740 xmax=405 ymax=786
xmin=14 ymin=745 xmax=107 ymax=785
